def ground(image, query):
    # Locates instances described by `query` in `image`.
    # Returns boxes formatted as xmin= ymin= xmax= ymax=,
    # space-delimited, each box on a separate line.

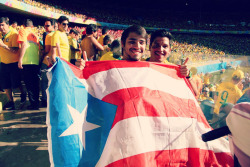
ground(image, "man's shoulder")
xmin=10 ymin=28 xmax=18 ymax=34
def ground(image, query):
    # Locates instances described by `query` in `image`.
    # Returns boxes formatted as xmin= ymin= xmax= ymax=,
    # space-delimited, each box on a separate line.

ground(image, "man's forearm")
xmin=19 ymin=42 xmax=27 ymax=61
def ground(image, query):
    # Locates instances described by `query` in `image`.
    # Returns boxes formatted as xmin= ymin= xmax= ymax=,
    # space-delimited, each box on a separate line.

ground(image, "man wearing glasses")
xmin=40 ymin=19 xmax=56 ymax=107
xmin=51 ymin=16 xmax=70 ymax=63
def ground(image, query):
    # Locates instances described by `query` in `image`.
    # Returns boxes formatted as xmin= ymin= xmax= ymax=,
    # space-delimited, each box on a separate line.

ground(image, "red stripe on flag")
xmin=106 ymin=148 xmax=233 ymax=167
xmin=102 ymin=87 xmax=209 ymax=128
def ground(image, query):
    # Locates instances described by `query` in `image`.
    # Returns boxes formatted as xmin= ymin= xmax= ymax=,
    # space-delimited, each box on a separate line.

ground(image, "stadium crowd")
xmin=16 ymin=0 xmax=250 ymax=31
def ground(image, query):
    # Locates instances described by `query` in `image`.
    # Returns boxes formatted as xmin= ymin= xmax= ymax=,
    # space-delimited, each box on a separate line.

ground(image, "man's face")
xmin=0 ymin=22 xmax=9 ymax=34
xmin=122 ymin=32 xmax=146 ymax=61
xmin=54 ymin=23 xmax=58 ymax=31
xmin=44 ymin=21 xmax=53 ymax=32
xmin=58 ymin=20 xmax=68 ymax=32
xmin=150 ymin=37 xmax=171 ymax=63
xmin=93 ymin=31 xmax=98 ymax=38
xmin=12 ymin=23 xmax=17 ymax=28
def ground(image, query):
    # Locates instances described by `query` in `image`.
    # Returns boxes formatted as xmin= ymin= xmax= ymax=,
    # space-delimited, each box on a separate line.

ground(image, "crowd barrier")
xmin=195 ymin=60 xmax=244 ymax=74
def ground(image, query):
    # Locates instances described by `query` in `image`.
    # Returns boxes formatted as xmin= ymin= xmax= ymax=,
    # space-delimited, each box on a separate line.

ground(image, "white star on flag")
xmin=60 ymin=104 xmax=100 ymax=150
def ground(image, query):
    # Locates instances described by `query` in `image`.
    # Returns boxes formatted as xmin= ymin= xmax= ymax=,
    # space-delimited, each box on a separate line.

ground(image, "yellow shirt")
xmin=68 ymin=36 xmax=78 ymax=60
xmin=204 ymin=75 xmax=210 ymax=85
xmin=0 ymin=29 xmax=19 ymax=64
xmin=162 ymin=59 xmax=172 ymax=64
xmin=100 ymin=51 xmax=118 ymax=61
xmin=98 ymin=35 xmax=105 ymax=46
xmin=214 ymin=82 xmax=243 ymax=115
xmin=42 ymin=32 xmax=54 ymax=66
xmin=51 ymin=30 xmax=70 ymax=62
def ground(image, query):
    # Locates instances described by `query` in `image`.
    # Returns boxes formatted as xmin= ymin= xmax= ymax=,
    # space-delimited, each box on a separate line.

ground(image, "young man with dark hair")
xmin=17 ymin=18 xmax=40 ymax=110
xmin=0 ymin=17 xmax=26 ymax=110
xmin=51 ymin=16 xmax=70 ymax=63
xmin=43 ymin=19 xmax=56 ymax=46
xmin=40 ymin=19 xmax=57 ymax=107
xmin=81 ymin=24 xmax=104 ymax=61
xmin=121 ymin=25 xmax=147 ymax=61
xmin=11 ymin=21 xmax=17 ymax=30
xmin=149 ymin=29 xmax=173 ymax=63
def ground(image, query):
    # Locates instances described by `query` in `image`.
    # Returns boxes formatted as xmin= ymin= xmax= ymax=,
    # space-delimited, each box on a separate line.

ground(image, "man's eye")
xmin=140 ymin=41 xmax=145 ymax=45
xmin=152 ymin=44 xmax=159 ymax=48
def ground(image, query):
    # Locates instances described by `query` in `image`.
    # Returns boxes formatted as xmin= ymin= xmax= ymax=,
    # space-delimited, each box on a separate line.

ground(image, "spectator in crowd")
xmin=100 ymin=39 xmax=122 ymax=61
xmin=51 ymin=16 xmax=70 ymax=63
xmin=11 ymin=21 xmax=17 ymax=30
xmin=81 ymin=24 xmax=104 ymax=61
xmin=17 ymin=19 xmax=40 ymax=110
xmin=120 ymin=25 xmax=147 ymax=61
xmin=99 ymin=34 xmax=112 ymax=59
xmin=203 ymin=73 xmax=212 ymax=87
xmin=42 ymin=19 xmax=56 ymax=49
xmin=0 ymin=17 xmax=26 ymax=110
xmin=147 ymin=29 xmax=189 ymax=77
xmin=40 ymin=19 xmax=56 ymax=107
xmin=68 ymin=29 xmax=80 ymax=64
xmin=213 ymin=69 xmax=244 ymax=121
xmin=98 ymin=27 xmax=109 ymax=46
xmin=189 ymin=67 xmax=203 ymax=99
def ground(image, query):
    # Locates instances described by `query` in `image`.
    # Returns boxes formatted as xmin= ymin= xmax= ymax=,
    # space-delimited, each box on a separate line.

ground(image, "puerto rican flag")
xmin=46 ymin=58 xmax=233 ymax=167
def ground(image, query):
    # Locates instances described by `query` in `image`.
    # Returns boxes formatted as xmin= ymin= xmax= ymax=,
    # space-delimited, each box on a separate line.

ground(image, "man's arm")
xmin=0 ymin=39 xmax=19 ymax=53
xmin=91 ymin=37 xmax=104 ymax=51
xmin=18 ymin=41 xmax=27 ymax=69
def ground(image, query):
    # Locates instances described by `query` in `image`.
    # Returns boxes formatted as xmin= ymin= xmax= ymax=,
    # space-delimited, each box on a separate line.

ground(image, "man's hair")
xmin=86 ymin=24 xmax=97 ymax=34
xmin=110 ymin=39 xmax=120 ymax=50
xmin=121 ymin=25 xmax=148 ymax=46
xmin=45 ymin=18 xmax=56 ymax=26
xmin=150 ymin=29 xmax=173 ymax=47
xmin=69 ymin=29 xmax=79 ymax=35
xmin=57 ymin=15 xmax=69 ymax=24
xmin=12 ymin=21 xmax=17 ymax=25
xmin=0 ymin=17 xmax=9 ymax=25
xmin=23 ymin=19 xmax=33 ymax=27
xmin=103 ymin=35 xmax=112 ymax=45
xmin=102 ymin=27 xmax=109 ymax=34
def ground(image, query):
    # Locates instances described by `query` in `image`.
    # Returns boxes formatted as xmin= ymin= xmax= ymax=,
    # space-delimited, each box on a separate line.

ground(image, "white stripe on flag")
xmin=85 ymin=67 xmax=197 ymax=104
xmin=96 ymin=116 xmax=230 ymax=167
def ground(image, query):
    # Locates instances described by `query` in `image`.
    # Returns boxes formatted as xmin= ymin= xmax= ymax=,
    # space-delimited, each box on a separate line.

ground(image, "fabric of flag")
xmin=47 ymin=58 xmax=233 ymax=167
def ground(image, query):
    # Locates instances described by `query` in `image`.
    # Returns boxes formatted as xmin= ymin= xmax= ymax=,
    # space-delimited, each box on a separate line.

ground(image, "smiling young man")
xmin=148 ymin=29 xmax=189 ymax=77
xmin=51 ymin=16 xmax=70 ymax=63
xmin=121 ymin=25 xmax=147 ymax=61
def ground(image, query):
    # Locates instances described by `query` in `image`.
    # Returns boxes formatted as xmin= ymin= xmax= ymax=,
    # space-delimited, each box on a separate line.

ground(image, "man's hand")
xmin=75 ymin=51 xmax=88 ymax=70
xmin=0 ymin=39 xmax=6 ymax=48
xmin=180 ymin=58 xmax=189 ymax=77
xmin=18 ymin=60 xmax=23 ymax=69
